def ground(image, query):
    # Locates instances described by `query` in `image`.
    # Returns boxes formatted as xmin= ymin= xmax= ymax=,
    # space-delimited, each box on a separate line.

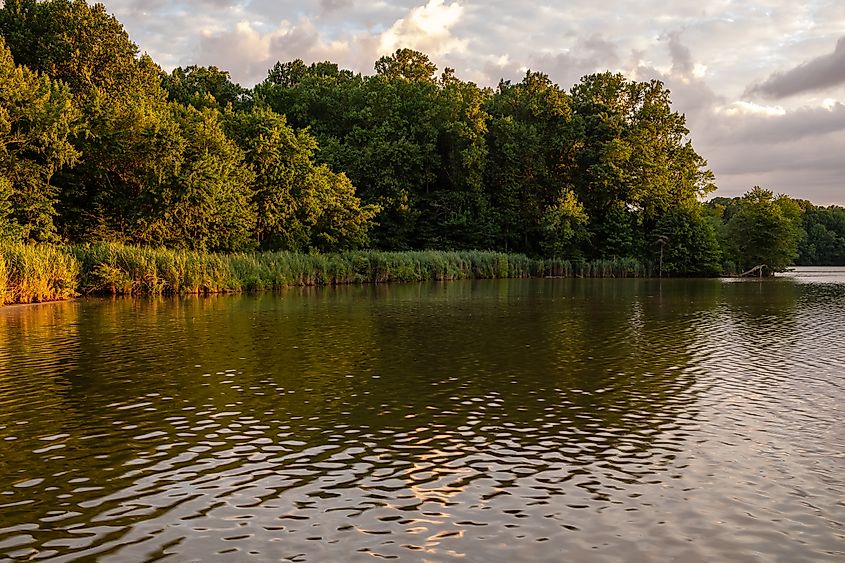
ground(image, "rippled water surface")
xmin=1 ymin=270 xmax=844 ymax=561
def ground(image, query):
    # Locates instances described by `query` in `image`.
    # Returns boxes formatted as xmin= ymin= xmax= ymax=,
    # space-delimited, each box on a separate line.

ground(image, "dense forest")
xmin=0 ymin=0 xmax=842 ymax=277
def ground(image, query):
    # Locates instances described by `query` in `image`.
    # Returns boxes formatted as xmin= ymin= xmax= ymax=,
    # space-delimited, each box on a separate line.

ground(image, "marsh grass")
xmin=72 ymin=243 xmax=238 ymax=295
xmin=0 ymin=242 xmax=651 ymax=304
xmin=0 ymin=243 xmax=80 ymax=304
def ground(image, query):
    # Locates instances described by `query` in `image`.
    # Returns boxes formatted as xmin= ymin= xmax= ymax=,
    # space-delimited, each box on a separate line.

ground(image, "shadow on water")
xmin=0 ymin=276 xmax=843 ymax=561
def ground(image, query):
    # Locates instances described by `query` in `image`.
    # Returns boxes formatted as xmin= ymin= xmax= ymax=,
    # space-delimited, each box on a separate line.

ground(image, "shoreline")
xmin=1 ymin=242 xmax=659 ymax=306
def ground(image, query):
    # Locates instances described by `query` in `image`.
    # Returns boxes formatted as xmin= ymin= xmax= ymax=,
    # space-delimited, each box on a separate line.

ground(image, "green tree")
xmin=146 ymin=106 xmax=256 ymax=251
xmin=162 ymin=65 xmax=249 ymax=111
xmin=223 ymin=105 xmax=377 ymax=252
xmin=258 ymin=53 xmax=495 ymax=250
xmin=570 ymin=73 xmax=715 ymax=259
xmin=0 ymin=37 xmax=79 ymax=241
xmin=0 ymin=0 xmax=187 ymax=244
xmin=374 ymin=49 xmax=438 ymax=82
xmin=0 ymin=0 xmax=139 ymax=94
xmin=541 ymin=190 xmax=589 ymax=258
xmin=796 ymin=205 xmax=845 ymax=265
xmin=725 ymin=187 xmax=803 ymax=273
xmin=653 ymin=205 xmax=721 ymax=276
xmin=415 ymin=69 xmax=493 ymax=249
xmin=485 ymin=71 xmax=578 ymax=254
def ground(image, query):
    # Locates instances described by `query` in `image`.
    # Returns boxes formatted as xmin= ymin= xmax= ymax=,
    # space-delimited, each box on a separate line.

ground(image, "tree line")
xmin=0 ymin=0 xmax=840 ymax=275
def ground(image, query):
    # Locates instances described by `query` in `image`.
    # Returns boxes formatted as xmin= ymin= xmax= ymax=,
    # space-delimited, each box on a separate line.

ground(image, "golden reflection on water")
xmin=0 ymin=276 xmax=843 ymax=561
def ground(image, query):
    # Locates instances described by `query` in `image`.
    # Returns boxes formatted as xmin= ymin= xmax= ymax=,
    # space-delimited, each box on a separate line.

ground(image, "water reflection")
xmin=0 ymin=275 xmax=843 ymax=561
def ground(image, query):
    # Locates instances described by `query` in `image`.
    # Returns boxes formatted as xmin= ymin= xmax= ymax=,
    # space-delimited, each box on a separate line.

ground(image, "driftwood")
xmin=739 ymin=264 xmax=767 ymax=277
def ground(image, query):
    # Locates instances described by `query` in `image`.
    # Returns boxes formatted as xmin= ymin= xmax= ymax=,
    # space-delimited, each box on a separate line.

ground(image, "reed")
xmin=0 ymin=243 xmax=656 ymax=304
xmin=72 ymin=243 xmax=240 ymax=295
xmin=0 ymin=242 xmax=80 ymax=304
xmin=0 ymin=253 xmax=6 ymax=304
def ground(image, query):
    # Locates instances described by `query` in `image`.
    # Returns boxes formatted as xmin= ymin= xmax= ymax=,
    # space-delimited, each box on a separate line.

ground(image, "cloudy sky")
xmin=101 ymin=0 xmax=845 ymax=204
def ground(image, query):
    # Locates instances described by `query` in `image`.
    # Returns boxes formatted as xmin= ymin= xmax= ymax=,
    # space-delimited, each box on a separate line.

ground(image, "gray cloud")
xmin=490 ymin=34 xmax=623 ymax=91
xmin=750 ymin=36 xmax=845 ymax=99
xmin=319 ymin=0 xmax=354 ymax=14
xmin=664 ymin=30 xmax=693 ymax=77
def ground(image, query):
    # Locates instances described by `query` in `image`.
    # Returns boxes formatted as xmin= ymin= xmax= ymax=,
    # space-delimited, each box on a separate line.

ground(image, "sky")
xmin=99 ymin=0 xmax=845 ymax=204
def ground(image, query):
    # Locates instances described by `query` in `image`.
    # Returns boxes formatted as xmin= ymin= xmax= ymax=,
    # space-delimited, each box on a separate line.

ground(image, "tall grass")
xmin=72 ymin=243 xmax=237 ymax=295
xmin=0 ymin=243 xmax=80 ymax=304
xmin=539 ymin=257 xmax=651 ymax=278
xmin=0 ymin=242 xmax=653 ymax=305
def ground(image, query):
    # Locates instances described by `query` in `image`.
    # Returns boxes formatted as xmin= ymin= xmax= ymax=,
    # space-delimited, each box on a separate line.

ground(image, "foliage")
xmin=541 ymin=190 xmax=588 ymax=258
xmin=653 ymin=205 xmax=721 ymax=276
xmin=724 ymin=187 xmax=803 ymax=273
xmin=147 ymin=105 xmax=256 ymax=252
xmin=796 ymin=205 xmax=845 ymax=265
xmin=485 ymin=71 xmax=577 ymax=254
xmin=0 ymin=37 xmax=79 ymax=241
xmin=223 ymin=105 xmax=378 ymax=252
xmin=570 ymin=73 xmax=715 ymax=259
xmin=0 ymin=2 xmax=822 ymax=278
xmin=162 ymin=65 xmax=250 ymax=110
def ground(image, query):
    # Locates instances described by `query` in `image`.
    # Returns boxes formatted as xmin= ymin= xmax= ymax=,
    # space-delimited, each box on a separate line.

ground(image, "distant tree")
xmin=162 ymin=65 xmax=249 ymax=110
xmin=374 ymin=49 xmax=438 ymax=82
xmin=725 ymin=186 xmax=803 ymax=273
xmin=796 ymin=205 xmax=845 ymax=265
xmin=265 ymin=59 xmax=309 ymax=87
xmin=653 ymin=206 xmax=721 ymax=276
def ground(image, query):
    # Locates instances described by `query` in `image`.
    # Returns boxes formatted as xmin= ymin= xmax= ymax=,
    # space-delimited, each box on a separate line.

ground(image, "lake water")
xmin=1 ymin=269 xmax=844 ymax=561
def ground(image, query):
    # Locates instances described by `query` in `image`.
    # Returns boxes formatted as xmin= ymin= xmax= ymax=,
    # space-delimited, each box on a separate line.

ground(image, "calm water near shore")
xmin=1 ymin=269 xmax=844 ymax=561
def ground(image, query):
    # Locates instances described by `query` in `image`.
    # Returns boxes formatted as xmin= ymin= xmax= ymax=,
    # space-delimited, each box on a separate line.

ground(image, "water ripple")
xmin=0 ymin=277 xmax=843 ymax=561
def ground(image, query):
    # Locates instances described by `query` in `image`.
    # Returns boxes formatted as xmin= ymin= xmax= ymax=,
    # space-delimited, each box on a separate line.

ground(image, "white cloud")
xmin=719 ymin=101 xmax=787 ymax=117
xmin=378 ymin=0 xmax=467 ymax=57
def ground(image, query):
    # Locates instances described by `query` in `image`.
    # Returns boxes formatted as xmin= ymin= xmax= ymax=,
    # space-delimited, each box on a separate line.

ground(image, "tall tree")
xmin=419 ymin=70 xmax=494 ymax=249
xmin=145 ymin=106 xmax=256 ymax=251
xmin=570 ymin=73 xmax=715 ymax=258
xmin=725 ymin=186 xmax=803 ymax=272
xmin=224 ymin=105 xmax=377 ymax=252
xmin=485 ymin=71 xmax=581 ymax=254
xmin=653 ymin=205 xmax=721 ymax=276
xmin=0 ymin=37 xmax=79 ymax=241
xmin=162 ymin=65 xmax=249 ymax=111
xmin=0 ymin=0 xmax=190 ymax=243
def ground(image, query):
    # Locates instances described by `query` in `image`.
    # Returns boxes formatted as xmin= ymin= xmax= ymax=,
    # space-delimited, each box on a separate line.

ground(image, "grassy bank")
xmin=0 ymin=242 xmax=650 ymax=304
xmin=0 ymin=243 xmax=79 ymax=304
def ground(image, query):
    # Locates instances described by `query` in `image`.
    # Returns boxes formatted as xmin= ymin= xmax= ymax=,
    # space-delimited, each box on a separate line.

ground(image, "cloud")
xmin=319 ymin=0 xmax=353 ymax=14
xmin=191 ymin=0 xmax=468 ymax=84
xmin=195 ymin=18 xmax=373 ymax=84
xmin=719 ymin=101 xmax=786 ymax=117
xmin=750 ymin=36 xmax=845 ymax=99
xmin=378 ymin=0 xmax=467 ymax=57
xmin=664 ymin=30 xmax=693 ymax=77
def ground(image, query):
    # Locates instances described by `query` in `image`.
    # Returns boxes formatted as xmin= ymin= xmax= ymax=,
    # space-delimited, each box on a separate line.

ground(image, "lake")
xmin=1 ymin=269 xmax=844 ymax=561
